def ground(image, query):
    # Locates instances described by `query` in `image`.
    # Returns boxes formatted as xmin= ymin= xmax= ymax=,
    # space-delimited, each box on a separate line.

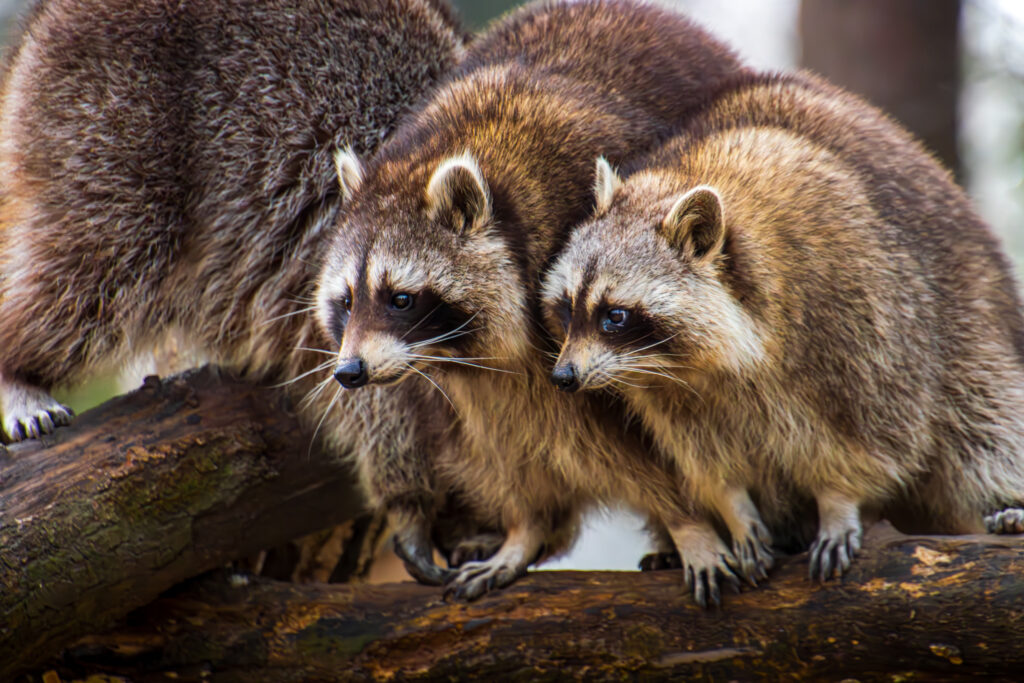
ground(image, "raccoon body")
xmin=544 ymin=71 xmax=1024 ymax=582
xmin=318 ymin=0 xmax=753 ymax=602
xmin=0 ymin=0 xmax=469 ymax=583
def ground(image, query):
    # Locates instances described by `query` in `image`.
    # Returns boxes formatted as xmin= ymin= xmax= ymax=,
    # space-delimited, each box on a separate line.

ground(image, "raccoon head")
xmin=317 ymin=148 xmax=526 ymax=389
xmin=542 ymin=158 xmax=764 ymax=394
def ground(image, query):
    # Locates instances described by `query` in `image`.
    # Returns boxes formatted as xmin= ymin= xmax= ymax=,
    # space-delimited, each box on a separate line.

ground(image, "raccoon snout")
xmin=550 ymin=363 xmax=580 ymax=392
xmin=334 ymin=357 xmax=369 ymax=389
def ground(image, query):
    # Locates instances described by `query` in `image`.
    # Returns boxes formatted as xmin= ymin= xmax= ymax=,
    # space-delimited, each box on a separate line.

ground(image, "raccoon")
xmin=317 ymin=0 xmax=758 ymax=603
xmin=543 ymin=71 xmax=1024 ymax=582
xmin=0 ymin=0 xmax=472 ymax=583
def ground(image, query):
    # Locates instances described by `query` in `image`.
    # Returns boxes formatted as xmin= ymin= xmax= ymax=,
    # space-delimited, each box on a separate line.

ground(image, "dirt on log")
xmin=43 ymin=523 xmax=1024 ymax=682
xmin=0 ymin=368 xmax=364 ymax=679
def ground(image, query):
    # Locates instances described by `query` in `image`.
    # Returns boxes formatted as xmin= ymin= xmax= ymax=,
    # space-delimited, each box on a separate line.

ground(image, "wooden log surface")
xmin=43 ymin=523 xmax=1024 ymax=682
xmin=0 ymin=368 xmax=364 ymax=679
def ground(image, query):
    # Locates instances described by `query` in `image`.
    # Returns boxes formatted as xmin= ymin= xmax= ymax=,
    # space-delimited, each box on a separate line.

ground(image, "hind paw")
xmin=639 ymin=550 xmax=682 ymax=571
xmin=1 ymin=379 xmax=73 ymax=443
xmin=985 ymin=508 xmax=1024 ymax=534
xmin=447 ymin=532 xmax=505 ymax=568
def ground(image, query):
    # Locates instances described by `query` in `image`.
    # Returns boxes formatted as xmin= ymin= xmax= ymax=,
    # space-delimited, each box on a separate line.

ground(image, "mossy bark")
xmin=0 ymin=368 xmax=364 ymax=679
xmin=42 ymin=523 xmax=1024 ymax=682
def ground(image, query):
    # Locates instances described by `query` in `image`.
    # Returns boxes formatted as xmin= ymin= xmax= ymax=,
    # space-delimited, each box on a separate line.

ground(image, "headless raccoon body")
xmin=0 ymin=0 xmax=478 ymax=582
xmin=544 ymin=71 xmax=1024 ymax=582
xmin=318 ymin=0 xmax=756 ymax=602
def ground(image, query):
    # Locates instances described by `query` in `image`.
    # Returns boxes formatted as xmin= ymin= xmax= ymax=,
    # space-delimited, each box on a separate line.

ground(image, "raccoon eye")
xmin=342 ymin=293 xmax=352 ymax=311
xmin=390 ymin=292 xmax=414 ymax=311
xmin=601 ymin=308 xmax=631 ymax=333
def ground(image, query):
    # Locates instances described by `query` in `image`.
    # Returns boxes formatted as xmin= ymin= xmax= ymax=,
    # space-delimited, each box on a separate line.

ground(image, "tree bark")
xmin=0 ymin=368 xmax=365 ymax=679
xmin=42 ymin=523 xmax=1024 ymax=682
xmin=800 ymin=0 xmax=961 ymax=178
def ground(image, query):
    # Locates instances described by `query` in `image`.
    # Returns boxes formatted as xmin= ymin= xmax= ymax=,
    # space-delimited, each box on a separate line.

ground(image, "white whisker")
xmin=272 ymin=360 xmax=335 ymax=388
xmin=406 ymin=362 xmax=459 ymax=415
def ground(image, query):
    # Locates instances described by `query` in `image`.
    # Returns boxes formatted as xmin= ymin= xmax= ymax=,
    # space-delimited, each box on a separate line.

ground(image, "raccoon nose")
xmin=334 ymin=358 xmax=368 ymax=388
xmin=550 ymin=363 xmax=580 ymax=392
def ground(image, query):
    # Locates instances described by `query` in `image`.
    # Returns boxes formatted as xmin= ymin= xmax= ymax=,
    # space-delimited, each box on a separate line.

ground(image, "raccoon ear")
xmin=334 ymin=146 xmax=364 ymax=203
xmin=593 ymin=156 xmax=623 ymax=216
xmin=661 ymin=185 xmax=725 ymax=260
xmin=425 ymin=153 xmax=493 ymax=235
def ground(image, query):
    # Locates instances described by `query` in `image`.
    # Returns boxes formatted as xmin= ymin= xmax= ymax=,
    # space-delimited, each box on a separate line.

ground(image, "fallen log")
xmin=43 ymin=523 xmax=1024 ymax=681
xmin=0 ymin=368 xmax=365 ymax=679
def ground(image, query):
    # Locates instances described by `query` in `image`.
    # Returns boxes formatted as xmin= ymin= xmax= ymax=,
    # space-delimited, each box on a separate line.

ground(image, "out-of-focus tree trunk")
xmin=800 ymin=0 xmax=962 ymax=178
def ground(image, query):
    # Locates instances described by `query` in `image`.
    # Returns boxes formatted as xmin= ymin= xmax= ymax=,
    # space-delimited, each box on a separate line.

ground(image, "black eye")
xmin=601 ymin=308 xmax=631 ymax=333
xmin=390 ymin=292 xmax=414 ymax=310
xmin=342 ymin=293 xmax=352 ymax=311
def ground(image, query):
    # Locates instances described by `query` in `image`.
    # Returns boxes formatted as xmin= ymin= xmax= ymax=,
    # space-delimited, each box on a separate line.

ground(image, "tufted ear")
xmin=425 ymin=152 xmax=492 ymax=235
xmin=334 ymin=146 xmax=364 ymax=203
xmin=660 ymin=185 xmax=725 ymax=260
xmin=593 ymin=156 xmax=623 ymax=216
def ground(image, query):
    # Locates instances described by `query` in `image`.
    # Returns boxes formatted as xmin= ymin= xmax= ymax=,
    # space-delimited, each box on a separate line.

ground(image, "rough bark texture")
xmin=0 ymin=368 xmax=364 ymax=679
xmin=41 ymin=523 xmax=1024 ymax=682
xmin=800 ymin=0 xmax=961 ymax=177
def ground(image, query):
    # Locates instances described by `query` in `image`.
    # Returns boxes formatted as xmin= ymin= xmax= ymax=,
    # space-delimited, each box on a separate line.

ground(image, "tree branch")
xmin=45 ymin=523 xmax=1024 ymax=681
xmin=0 ymin=368 xmax=364 ymax=678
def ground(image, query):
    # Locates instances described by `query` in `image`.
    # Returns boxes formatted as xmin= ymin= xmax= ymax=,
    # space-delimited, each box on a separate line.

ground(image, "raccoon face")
xmin=542 ymin=159 xmax=764 ymax=394
xmin=316 ymin=149 xmax=526 ymax=389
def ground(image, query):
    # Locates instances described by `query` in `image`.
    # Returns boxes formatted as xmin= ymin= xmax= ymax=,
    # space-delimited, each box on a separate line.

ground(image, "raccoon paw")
xmin=669 ymin=523 xmax=741 ymax=608
xmin=447 ymin=532 xmax=506 ymax=568
xmin=392 ymin=535 xmax=451 ymax=586
xmin=0 ymin=380 xmax=73 ymax=443
xmin=730 ymin=519 xmax=774 ymax=586
xmin=443 ymin=555 xmax=527 ymax=601
xmin=985 ymin=508 xmax=1024 ymax=534
xmin=639 ymin=550 xmax=682 ymax=571
xmin=808 ymin=524 xmax=862 ymax=582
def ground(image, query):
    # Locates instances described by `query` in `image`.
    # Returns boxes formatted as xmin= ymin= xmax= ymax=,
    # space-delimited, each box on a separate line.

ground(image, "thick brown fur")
xmin=544 ymin=70 xmax=1024 ymax=584
xmin=317 ymin=0 xmax=752 ymax=603
xmin=0 ymin=0 xmax=474 ymax=582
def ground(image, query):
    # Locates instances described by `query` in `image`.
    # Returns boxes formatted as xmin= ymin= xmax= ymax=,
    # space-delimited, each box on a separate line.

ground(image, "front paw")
xmin=669 ymin=522 xmax=741 ymax=608
xmin=985 ymin=508 xmax=1024 ymax=534
xmin=443 ymin=556 xmax=525 ymax=601
xmin=808 ymin=524 xmax=862 ymax=581
xmin=731 ymin=520 xmax=774 ymax=586
xmin=1 ymin=383 xmax=73 ymax=443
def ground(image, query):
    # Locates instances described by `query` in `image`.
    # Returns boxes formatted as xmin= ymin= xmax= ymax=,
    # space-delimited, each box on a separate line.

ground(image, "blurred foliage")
xmin=451 ymin=0 xmax=519 ymax=28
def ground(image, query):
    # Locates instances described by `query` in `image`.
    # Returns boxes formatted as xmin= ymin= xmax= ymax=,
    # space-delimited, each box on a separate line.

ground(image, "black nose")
xmin=550 ymin=363 xmax=580 ymax=392
xmin=334 ymin=357 xmax=368 ymax=388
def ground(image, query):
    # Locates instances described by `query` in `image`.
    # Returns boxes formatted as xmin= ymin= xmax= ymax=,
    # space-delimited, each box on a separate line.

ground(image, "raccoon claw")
xmin=731 ymin=521 xmax=774 ymax=586
xmin=684 ymin=558 xmax=741 ymax=609
xmin=443 ymin=557 xmax=525 ymax=601
xmin=985 ymin=508 xmax=1024 ymax=534
xmin=639 ymin=550 xmax=682 ymax=571
xmin=392 ymin=535 xmax=451 ymax=586
xmin=808 ymin=527 xmax=862 ymax=582
xmin=447 ymin=532 xmax=505 ymax=568
xmin=1 ymin=382 xmax=74 ymax=444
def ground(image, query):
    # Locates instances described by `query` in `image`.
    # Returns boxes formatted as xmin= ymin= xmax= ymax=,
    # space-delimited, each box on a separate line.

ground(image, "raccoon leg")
xmin=715 ymin=486 xmax=773 ymax=585
xmin=809 ymin=489 xmax=863 ymax=581
xmin=666 ymin=519 xmax=742 ymax=608
xmin=985 ymin=507 xmax=1024 ymax=534
xmin=443 ymin=521 xmax=543 ymax=601
xmin=0 ymin=370 xmax=73 ymax=443
xmin=388 ymin=506 xmax=452 ymax=586
xmin=639 ymin=516 xmax=682 ymax=571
